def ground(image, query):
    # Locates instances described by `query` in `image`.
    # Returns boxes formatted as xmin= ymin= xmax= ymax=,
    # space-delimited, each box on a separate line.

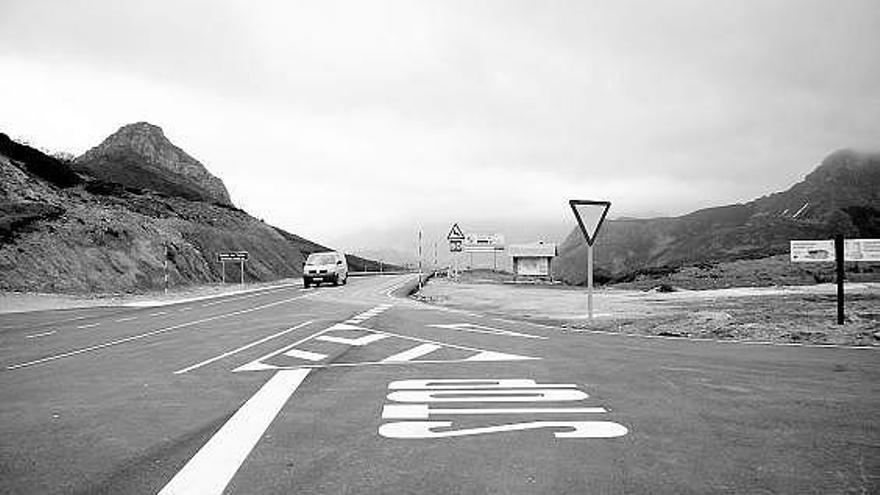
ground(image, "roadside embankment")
xmin=415 ymin=277 xmax=880 ymax=346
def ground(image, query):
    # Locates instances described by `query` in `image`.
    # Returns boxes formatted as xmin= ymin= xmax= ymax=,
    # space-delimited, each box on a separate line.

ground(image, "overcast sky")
xmin=1 ymin=0 xmax=878 ymax=250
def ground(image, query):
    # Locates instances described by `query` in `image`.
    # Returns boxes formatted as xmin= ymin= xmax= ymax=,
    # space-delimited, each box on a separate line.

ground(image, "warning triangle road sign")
xmin=232 ymin=322 xmax=539 ymax=372
xmin=447 ymin=223 xmax=465 ymax=241
xmin=569 ymin=200 xmax=611 ymax=246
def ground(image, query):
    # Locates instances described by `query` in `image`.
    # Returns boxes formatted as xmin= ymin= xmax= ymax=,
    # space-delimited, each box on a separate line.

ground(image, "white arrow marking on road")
xmin=158 ymin=369 xmax=310 ymax=495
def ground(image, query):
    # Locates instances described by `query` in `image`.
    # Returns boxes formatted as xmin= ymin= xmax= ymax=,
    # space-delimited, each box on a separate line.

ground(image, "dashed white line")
xmin=76 ymin=323 xmax=100 ymax=329
xmin=284 ymin=348 xmax=328 ymax=361
xmin=8 ymin=293 xmax=316 ymax=371
xmin=149 ymin=311 xmax=168 ymax=317
xmin=381 ymin=344 xmax=441 ymax=362
xmin=26 ymin=330 xmax=57 ymax=339
xmin=115 ymin=316 xmax=138 ymax=323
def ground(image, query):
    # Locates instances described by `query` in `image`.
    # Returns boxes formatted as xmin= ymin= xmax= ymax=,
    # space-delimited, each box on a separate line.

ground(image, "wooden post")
xmin=835 ymin=234 xmax=845 ymax=325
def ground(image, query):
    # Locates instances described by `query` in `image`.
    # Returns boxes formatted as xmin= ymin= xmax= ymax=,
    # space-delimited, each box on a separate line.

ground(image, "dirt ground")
xmin=415 ymin=277 xmax=880 ymax=346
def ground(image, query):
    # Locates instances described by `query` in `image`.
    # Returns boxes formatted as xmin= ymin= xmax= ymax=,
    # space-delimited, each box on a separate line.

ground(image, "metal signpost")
xmin=791 ymin=237 xmax=880 ymax=324
xmin=569 ymin=200 xmax=611 ymax=322
xmin=447 ymin=223 xmax=466 ymax=278
xmin=217 ymin=251 xmax=249 ymax=287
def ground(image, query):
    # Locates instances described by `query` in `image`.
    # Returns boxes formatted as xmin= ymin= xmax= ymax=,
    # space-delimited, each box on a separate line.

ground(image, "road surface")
xmin=1 ymin=275 xmax=878 ymax=494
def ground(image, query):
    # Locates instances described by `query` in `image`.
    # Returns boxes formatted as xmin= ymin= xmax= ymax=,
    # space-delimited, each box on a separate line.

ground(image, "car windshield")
xmin=306 ymin=253 xmax=337 ymax=265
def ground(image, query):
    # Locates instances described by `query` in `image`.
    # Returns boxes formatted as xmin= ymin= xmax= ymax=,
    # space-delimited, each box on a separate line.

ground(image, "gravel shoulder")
xmin=0 ymin=278 xmax=302 ymax=314
xmin=415 ymin=278 xmax=880 ymax=346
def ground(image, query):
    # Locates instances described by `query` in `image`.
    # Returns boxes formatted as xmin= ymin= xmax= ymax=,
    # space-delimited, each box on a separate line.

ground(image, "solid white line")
xmin=158 ymin=369 xmax=311 ymax=495
xmin=7 ymin=293 xmax=315 ymax=371
xmin=174 ymin=321 xmax=314 ymax=374
xmin=26 ymin=330 xmax=57 ymax=339
xmin=199 ymin=286 xmax=294 ymax=307
xmin=115 ymin=317 xmax=138 ymax=322
xmin=76 ymin=323 xmax=99 ymax=329
xmin=382 ymin=343 xmax=441 ymax=362
xmin=284 ymin=349 xmax=328 ymax=361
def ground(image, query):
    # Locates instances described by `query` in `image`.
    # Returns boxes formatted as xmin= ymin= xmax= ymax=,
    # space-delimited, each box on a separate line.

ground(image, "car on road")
xmin=303 ymin=251 xmax=348 ymax=288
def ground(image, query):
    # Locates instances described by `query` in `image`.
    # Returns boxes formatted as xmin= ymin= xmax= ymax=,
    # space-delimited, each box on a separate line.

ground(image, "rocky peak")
xmin=74 ymin=122 xmax=233 ymax=206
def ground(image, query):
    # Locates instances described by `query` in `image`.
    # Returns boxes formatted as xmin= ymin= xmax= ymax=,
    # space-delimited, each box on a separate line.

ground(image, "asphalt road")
xmin=1 ymin=275 xmax=878 ymax=494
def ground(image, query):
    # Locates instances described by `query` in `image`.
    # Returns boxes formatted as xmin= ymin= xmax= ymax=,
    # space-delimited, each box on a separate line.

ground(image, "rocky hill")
xmin=0 ymin=126 xmax=391 ymax=293
xmin=553 ymin=149 xmax=880 ymax=285
xmin=73 ymin=122 xmax=233 ymax=206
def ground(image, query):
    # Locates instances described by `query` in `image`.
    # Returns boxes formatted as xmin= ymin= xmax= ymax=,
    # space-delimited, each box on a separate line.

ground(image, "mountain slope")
xmin=0 ymin=128 xmax=387 ymax=293
xmin=553 ymin=149 xmax=880 ymax=285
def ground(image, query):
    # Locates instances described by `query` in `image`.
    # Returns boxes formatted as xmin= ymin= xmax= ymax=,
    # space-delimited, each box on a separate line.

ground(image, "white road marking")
xmin=114 ymin=316 xmax=138 ymax=323
xmin=178 ymin=307 xmax=193 ymax=312
xmin=7 ymin=293 xmax=315 ymax=371
xmin=26 ymin=330 xmax=57 ymax=339
xmin=382 ymin=404 xmax=608 ymax=419
xmin=174 ymin=321 xmax=314 ymax=374
xmin=381 ymin=344 xmax=441 ymax=362
xmin=284 ymin=349 xmax=328 ymax=361
xmin=389 ymin=379 xmax=578 ymax=390
xmin=233 ymin=327 xmax=338 ymax=372
xmin=387 ymin=389 xmax=589 ymax=403
xmin=199 ymin=286 xmax=294 ymax=307
xmin=158 ymin=369 xmax=311 ymax=495
xmin=379 ymin=420 xmax=628 ymax=439
xmin=317 ymin=333 xmax=388 ymax=346
xmin=149 ymin=311 xmax=168 ymax=317
xmin=76 ymin=323 xmax=99 ymax=329
xmin=428 ymin=323 xmax=546 ymax=340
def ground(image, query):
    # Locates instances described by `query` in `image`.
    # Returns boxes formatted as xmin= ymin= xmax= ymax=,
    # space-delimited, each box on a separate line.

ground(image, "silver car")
xmin=303 ymin=251 xmax=348 ymax=288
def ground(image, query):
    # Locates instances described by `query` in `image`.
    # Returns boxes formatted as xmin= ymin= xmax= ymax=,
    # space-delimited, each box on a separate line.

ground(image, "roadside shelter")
xmin=508 ymin=241 xmax=557 ymax=280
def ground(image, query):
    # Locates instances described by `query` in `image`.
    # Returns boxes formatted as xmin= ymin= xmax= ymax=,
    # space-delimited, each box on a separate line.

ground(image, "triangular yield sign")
xmin=447 ymin=223 xmax=465 ymax=241
xmin=232 ymin=323 xmax=539 ymax=372
xmin=569 ymin=200 xmax=611 ymax=246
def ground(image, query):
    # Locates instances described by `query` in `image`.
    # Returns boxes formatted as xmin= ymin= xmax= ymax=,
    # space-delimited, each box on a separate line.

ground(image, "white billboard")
xmin=791 ymin=239 xmax=880 ymax=262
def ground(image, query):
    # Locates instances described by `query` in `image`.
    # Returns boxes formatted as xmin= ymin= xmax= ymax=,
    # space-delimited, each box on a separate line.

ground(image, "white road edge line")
xmin=7 ymin=294 xmax=315 ymax=371
xmin=158 ymin=369 xmax=311 ymax=495
xmin=174 ymin=321 xmax=314 ymax=374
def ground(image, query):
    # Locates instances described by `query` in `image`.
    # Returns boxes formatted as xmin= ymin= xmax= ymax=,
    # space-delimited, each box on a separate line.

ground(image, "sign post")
xmin=447 ymin=223 xmax=466 ymax=278
xmin=569 ymin=200 xmax=611 ymax=322
xmin=217 ymin=251 xmax=249 ymax=286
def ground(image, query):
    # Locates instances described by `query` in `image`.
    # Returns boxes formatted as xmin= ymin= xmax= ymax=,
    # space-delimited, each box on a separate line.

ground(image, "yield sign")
xmin=569 ymin=200 xmax=611 ymax=246
xmin=447 ymin=223 xmax=465 ymax=241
